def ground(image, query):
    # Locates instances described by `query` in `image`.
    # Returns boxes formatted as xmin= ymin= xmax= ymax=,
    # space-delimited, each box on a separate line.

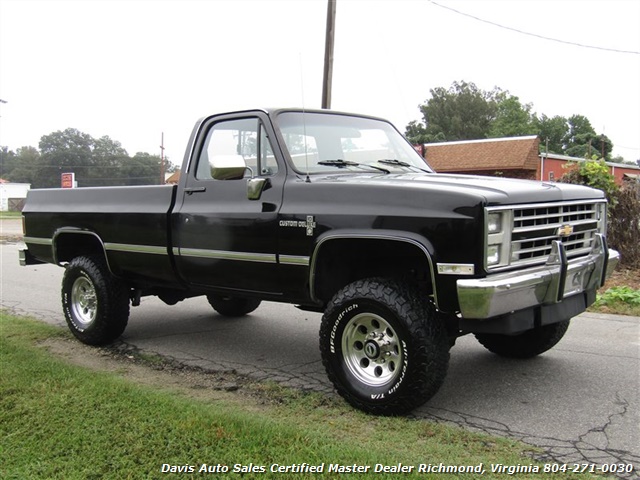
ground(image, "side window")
xmin=195 ymin=118 xmax=278 ymax=180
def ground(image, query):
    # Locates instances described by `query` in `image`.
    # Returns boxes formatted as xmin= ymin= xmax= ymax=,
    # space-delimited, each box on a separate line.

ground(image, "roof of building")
xmin=424 ymin=135 xmax=540 ymax=172
xmin=544 ymin=152 xmax=640 ymax=171
xmin=165 ymin=171 xmax=181 ymax=184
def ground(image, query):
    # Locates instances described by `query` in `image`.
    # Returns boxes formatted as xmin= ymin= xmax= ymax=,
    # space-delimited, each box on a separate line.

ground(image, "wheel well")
xmin=55 ymin=232 xmax=108 ymax=265
xmin=312 ymin=238 xmax=434 ymax=303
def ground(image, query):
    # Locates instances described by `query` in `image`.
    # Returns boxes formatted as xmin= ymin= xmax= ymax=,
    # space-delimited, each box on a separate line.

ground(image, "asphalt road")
xmin=2 ymin=231 xmax=639 ymax=478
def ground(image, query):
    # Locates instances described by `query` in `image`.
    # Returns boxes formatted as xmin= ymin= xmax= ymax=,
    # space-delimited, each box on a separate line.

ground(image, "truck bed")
xmin=23 ymin=184 xmax=179 ymax=285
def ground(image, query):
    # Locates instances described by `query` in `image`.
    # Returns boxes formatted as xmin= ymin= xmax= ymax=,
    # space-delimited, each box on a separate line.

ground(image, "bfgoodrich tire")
xmin=61 ymin=255 xmax=130 ymax=345
xmin=319 ymin=278 xmax=449 ymax=415
xmin=475 ymin=320 xmax=571 ymax=359
xmin=206 ymin=295 xmax=262 ymax=317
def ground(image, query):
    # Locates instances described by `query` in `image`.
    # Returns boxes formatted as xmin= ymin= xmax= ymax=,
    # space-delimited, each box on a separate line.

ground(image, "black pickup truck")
xmin=20 ymin=108 xmax=620 ymax=415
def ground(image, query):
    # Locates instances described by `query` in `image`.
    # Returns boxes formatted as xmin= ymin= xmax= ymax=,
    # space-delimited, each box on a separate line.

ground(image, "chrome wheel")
xmin=341 ymin=312 xmax=402 ymax=387
xmin=70 ymin=276 xmax=97 ymax=329
xmin=320 ymin=278 xmax=450 ymax=415
xmin=62 ymin=256 xmax=130 ymax=345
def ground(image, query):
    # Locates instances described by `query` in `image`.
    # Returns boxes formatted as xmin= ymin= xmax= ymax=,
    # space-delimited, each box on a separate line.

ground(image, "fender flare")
xmin=308 ymin=229 xmax=440 ymax=308
xmin=52 ymin=227 xmax=114 ymax=274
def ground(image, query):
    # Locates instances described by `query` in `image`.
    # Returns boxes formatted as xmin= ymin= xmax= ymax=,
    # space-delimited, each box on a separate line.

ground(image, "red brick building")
xmin=422 ymin=136 xmax=639 ymax=185
xmin=540 ymin=152 xmax=640 ymax=184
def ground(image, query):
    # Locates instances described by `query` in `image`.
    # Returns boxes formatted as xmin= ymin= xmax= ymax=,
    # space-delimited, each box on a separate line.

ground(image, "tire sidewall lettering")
xmin=329 ymin=302 xmax=358 ymax=354
xmin=63 ymin=266 xmax=102 ymax=333
xmin=62 ymin=290 xmax=78 ymax=330
xmin=63 ymin=267 xmax=97 ymax=333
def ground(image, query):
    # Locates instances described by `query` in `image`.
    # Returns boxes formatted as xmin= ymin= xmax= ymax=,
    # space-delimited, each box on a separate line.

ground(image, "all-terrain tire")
xmin=319 ymin=278 xmax=449 ymax=415
xmin=61 ymin=255 xmax=130 ymax=345
xmin=206 ymin=295 xmax=261 ymax=317
xmin=474 ymin=320 xmax=571 ymax=359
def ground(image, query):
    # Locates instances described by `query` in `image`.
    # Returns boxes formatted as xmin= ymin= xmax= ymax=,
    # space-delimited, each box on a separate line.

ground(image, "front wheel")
xmin=475 ymin=320 xmax=571 ymax=359
xmin=319 ymin=278 xmax=449 ymax=415
xmin=61 ymin=255 xmax=130 ymax=345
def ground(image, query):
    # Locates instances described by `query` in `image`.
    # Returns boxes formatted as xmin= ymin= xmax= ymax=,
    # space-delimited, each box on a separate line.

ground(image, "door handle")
xmin=184 ymin=187 xmax=206 ymax=195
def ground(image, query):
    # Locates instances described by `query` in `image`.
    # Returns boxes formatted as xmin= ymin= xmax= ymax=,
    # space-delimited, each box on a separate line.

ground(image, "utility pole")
xmin=321 ymin=0 xmax=336 ymax=109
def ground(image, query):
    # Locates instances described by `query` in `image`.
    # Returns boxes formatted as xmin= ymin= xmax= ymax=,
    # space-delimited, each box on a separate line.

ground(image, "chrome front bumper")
xmin=457 ymin=234 xmax=620 ymax=320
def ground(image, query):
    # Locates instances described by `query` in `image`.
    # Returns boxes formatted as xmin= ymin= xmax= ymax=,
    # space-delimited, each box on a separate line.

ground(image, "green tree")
xmin=404 ymin=120 xmax=444 ymax=144
xmin=535 ymin=114 xmax=568 ymax=154
xmin=87 ymin=136 xmax=130 ymax=187
xmin=0 ymin=146 xmax=17 ymax=178
xmin=565 ymin=133 xmax=613 ymax=160
xmin=93 ymin=135 xmax=128 ymax=158
xmin=123 ymin=152 xmax=165 ymax=185
xmin=407 ymin=82 xmax=617 ymax=161
xmin=37 ymin=128 xmax=94 ymax=187
xmin=562 ymin=115 xmax=611 ymax=159
xmin=413 ymin=81 xmax=500 ymax=141
xmin=5 ymin=146 xmax=41 ymax=184
xmin=31 ymin=129 xmax=168 ymax=187
xmin=488 ymin=94 xmax=536 ymax=138
xmin=409 ymin=81 xmax=536 ymax=143
xmin=3 ymin=130 xmax=171 ymax=188
xmin=564 ymin=114 xmax=594 ymax=146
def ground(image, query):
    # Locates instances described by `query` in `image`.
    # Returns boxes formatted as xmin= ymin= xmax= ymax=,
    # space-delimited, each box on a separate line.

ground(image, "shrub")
xmin=594 ymin=286 xmax=640 ymax=308
xmin=559 ymin=159 xmax=640 ymax=268
xmin=608 ymin=181 xmax=640 ymax=268
xmin=559 ymin=159 xmax=619 ymax=208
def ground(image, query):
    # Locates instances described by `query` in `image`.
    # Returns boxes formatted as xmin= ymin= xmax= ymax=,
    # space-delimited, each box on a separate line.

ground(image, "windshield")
xmin=276 ymin=111 xmax=433 ymax=174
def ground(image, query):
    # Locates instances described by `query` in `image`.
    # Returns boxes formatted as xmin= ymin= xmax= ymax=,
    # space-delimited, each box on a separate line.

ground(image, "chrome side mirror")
xmin=210 ymin=155 xmax=247 ymax=180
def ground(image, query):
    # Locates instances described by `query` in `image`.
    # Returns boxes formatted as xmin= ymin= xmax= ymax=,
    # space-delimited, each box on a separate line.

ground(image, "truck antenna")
xmin=299 ymin=52 xmax=311 ymax=183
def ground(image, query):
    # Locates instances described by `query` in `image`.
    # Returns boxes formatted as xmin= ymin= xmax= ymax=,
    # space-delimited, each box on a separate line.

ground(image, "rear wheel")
xmin=61 ymin=255 xmax=130 ymax=345
xmin=475 ymin=320 xmax=571 ymax=359
xmin=206 ymin=295 xmax=261 ymax=317
xmin=319 ymin=278 xmax=449 ymax=415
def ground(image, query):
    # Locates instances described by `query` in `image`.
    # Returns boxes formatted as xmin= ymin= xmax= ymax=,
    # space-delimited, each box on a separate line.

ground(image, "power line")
xmin=427 ymin=0 xmax=640 ymax=55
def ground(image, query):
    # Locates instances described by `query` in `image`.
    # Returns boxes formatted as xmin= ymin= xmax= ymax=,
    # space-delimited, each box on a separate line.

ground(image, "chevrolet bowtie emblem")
xmin=557 ymin=224 xmax=574 ymax=237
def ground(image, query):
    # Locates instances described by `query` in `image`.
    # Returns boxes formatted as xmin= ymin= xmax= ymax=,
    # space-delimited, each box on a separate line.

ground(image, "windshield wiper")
xmin=318 ymin=159 xmax=390 ymax=174
xmin=317 ymin=159 xmax=359 ymax=168
xmin=377 ymin=158 xmax=431 ymax=173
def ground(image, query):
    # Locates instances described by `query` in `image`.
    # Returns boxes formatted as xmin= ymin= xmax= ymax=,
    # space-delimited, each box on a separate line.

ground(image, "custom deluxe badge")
xmin=279 ymin=215 xmax=317 ymax=236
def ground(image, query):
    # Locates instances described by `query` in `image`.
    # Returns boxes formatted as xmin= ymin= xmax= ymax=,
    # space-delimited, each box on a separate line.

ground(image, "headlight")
xmin=487 ymin=212 xmax=502 ymax=234
xmin=487 ymin=245 xmax=500 ymax=266
xmin=485 ymin=208 xmax=512 ymax=270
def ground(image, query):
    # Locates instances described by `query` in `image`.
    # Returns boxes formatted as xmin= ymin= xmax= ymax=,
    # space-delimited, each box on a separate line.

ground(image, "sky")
xmin=1 ymin=0 xmax=639 ymax=167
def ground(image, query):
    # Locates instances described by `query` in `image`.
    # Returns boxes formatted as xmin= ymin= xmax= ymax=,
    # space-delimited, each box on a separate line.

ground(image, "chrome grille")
xmin=486 ymin=200 xmax=606 ymax=271
xmin=510 ymin=201 xmax=601 ymax=267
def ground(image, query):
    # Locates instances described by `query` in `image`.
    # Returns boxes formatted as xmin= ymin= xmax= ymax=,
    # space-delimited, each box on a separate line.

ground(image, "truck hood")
xmin=309 ymin=171 xmax=605 ymax=206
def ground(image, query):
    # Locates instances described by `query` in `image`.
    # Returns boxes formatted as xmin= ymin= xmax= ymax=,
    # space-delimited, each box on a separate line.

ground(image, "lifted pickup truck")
xmin=21 ymin=108 xmax=620 ymax=415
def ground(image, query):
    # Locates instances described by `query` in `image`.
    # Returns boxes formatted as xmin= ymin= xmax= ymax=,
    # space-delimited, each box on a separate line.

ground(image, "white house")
xmin=0 ymin=180 xmax=31 ymax=211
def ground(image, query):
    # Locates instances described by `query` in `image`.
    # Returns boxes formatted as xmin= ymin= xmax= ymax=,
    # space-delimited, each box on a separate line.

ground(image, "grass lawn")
xmin=0 ymin=211 xmax=22 ymax=218
xmin=1 ymin=312 xmax=612 ymax=480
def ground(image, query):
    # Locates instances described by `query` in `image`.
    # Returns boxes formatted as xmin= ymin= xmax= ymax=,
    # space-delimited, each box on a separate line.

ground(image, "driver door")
xmin=172 ymin=113 xmax=284 ymax=294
